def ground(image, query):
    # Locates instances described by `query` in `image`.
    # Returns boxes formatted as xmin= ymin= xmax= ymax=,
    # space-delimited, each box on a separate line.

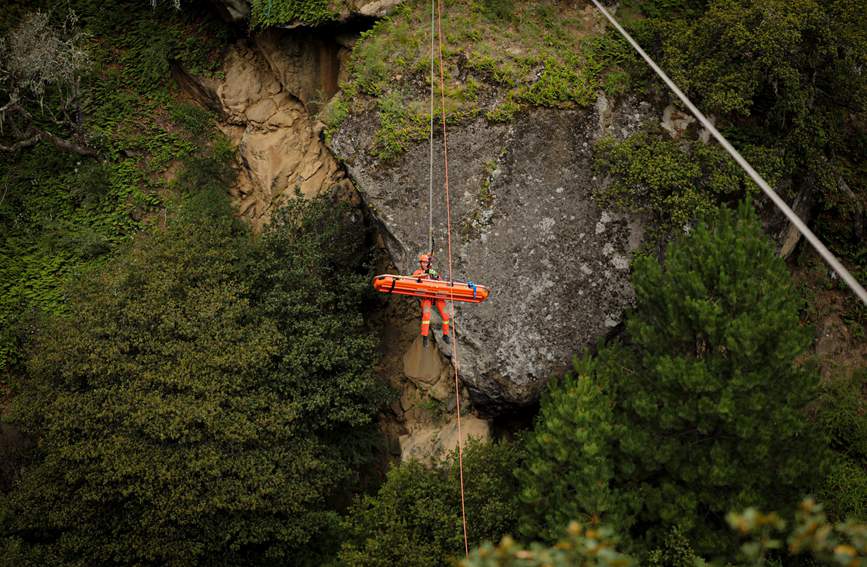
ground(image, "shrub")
xmin=815 ymin=369 xmax=867 ymax=520
xmin=516 ymin=352 xmax=626 ymax=542
xmin=339 ymin=440 xmax=521 ymax=567
xmin=463 ymin=499 xmax=867 ymax=567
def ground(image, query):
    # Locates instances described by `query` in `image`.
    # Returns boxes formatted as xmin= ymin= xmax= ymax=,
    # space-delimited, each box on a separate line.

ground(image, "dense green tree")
xmin=0 ymin=187 xmax=386 ymax=565
xmin=622 ymin=0 xmax=867 ymax=263
xmin=516 ymin=202 xmax=827 ymax=557
xmin=516 ymin=352 xmax=628 ymax=542
xmin=617 ymin=202 xmax=827 ymax=554
xmin=339 ymin=441 xmax=521 ymax=567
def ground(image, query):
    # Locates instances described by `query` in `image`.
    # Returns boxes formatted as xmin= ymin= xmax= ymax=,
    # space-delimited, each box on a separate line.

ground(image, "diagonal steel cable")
xmin=589 ymin=0 xmax=867 ymax=306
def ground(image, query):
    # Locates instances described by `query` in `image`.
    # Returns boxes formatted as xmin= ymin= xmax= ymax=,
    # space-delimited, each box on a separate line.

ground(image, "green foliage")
xmin=516 ymin=55 xmax=596 ymax=108
xmin=0 ymin=1 xmax=228 ymax=371
xmin=815 ymin=370 xmax=867 ymax=520
xmin=626 ymin=0 xmax=867 ymax=276
xmin=250 ymin=0 xmax=339 ymax=28
xmin=246 ymin=192 xmax=389 ymax=433
xmin=321 ymin=91 xmax=350 ymax=143
xmin=594 ymin=131 xmax=761 ymax=234
xmin=465 ymin=524 xmax=636 ymax=567
xmin=517 ymin=353 xmax=624 ymax=542
xmin=339 ymin=1 xmax=630 ymax=158
xmin=372 ymin=90 xmax=430 ymax=161
xmin=728 ymin=499 xmax=867 ymax=566
xmin=339 ymin=441 xmax=521 ymax=567
xmin=615 ymin=202 xmax=827 ymax=554
xmin=478 ymin=0 xmax=514 ymax=23
xmin=0 ymin=186 xmax=387 ymax=565
xmin=646 ymin=527 xmax=703 ymax=567
xmin=514 ymin=202 xmax=828 ymax=557
xmin=464 ymin=499 xmax=867 ymax=567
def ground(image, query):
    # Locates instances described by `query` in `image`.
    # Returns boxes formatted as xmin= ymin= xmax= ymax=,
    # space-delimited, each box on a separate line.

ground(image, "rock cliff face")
xmin=332 ymin=98 xmax=651 ymax=413
xmin=196 ymin=2 xmax=651 ymax=418
xmin=215 ymin=43 xmax=350 ymax=230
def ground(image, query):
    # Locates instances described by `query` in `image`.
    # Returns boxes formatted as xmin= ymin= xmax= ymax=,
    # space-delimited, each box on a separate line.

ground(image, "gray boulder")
xmin=331 ymin=102 xmax=648 ymax=413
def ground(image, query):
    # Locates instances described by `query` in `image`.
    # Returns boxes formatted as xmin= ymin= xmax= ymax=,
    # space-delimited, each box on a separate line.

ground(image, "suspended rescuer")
xmin=412 ymin=253 xmax=450 ymax=348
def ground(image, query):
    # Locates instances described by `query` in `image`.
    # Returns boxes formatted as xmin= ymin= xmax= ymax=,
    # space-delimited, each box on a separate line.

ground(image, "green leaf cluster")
xmin=516 ymin=202 xmax=828 ymax=558
xmin=593 ymin=131 xmax=783 ymax=237
xmin=339 ymin=440 xmax=521 ymax=567
xmin=466 ymin=524 xmax=635 ymax=567
xmin=250 ymin=0 xmax=340 ymax=29
xmin=462 ymin=498 xmax=866 ymax=567
xmin=1 ymin=187 xmax=387 ymax=565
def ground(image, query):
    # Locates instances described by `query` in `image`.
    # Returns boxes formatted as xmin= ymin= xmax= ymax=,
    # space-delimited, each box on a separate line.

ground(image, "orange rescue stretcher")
xmin=372 ymin=274 xmax=490 ymax=303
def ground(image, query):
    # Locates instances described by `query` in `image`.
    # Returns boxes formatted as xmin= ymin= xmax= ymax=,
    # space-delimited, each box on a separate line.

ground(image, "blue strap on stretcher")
xmin=467 ymin=280 xmax=477 ymax=298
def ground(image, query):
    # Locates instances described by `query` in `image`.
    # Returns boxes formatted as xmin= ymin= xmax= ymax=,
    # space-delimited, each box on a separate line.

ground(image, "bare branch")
xmin=37 ymin=128 xmax=97 ymax=157
xmin=0 ymin=133 xmax=40 ymax=152
xmin=0 ymin=10 xmax=98 ymax=159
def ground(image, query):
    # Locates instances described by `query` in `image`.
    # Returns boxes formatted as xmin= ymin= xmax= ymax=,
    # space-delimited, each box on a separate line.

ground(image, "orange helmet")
xmin=418 ymin=253 xmax=431 ymax=265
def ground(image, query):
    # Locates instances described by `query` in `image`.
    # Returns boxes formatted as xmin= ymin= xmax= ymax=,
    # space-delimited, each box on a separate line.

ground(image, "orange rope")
xmin=435 ymin=0 xmax=470 ymax=559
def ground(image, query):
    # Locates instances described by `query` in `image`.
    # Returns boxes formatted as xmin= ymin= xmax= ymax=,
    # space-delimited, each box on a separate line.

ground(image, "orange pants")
xmin=420 ymin=298 xmax=449 ymax=337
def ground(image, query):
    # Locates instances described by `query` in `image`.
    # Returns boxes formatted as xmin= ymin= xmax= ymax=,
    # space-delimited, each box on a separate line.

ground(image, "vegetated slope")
xmin=1 ymin=180 xmax=388 ymax=564
xmin=0 ymin=0 xmax=228 ymax=373
xmin=322 ymin=0 xmax=631 ymax=159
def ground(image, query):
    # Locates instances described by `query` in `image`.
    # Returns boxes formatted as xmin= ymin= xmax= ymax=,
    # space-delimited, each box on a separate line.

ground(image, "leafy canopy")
xmin=339 ymin=440 xmax=521 ymax=567
xmin=1 ymin=188 xmax=387 ymax=565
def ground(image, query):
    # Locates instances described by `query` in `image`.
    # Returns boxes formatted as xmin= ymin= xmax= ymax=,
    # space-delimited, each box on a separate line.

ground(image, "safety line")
xmin=435 ymin=0 xmax=470 ymax=558
xmin=428 ymin=0 xmax=435 ymax=254
xmin=588 ymin=0 xmax=867 ymax=306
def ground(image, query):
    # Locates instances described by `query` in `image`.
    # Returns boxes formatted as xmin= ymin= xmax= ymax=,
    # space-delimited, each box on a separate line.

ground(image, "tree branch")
xmin=0 ymin=133 xmax=40 ymax=152
xmin=37 ymin=128 xmax=97 ymax=157
xmin=0 ymin=126 xmax=97 ymax=157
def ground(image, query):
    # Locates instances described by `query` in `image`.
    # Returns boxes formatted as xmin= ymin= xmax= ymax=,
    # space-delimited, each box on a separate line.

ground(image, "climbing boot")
xmin=423 ymin=336 xmax=429 ymax=348
xmin=442 ymin=334 xmax=450 ymax=345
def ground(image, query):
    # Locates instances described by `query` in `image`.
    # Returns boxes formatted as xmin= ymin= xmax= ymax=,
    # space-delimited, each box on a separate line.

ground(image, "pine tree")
xmin=615 ymin=202 xmax=827 ymax=553
xmin=517 ymin=351 xmax=629 ymax=542
xmin=514 ymin=202 xmax=827 ymax=557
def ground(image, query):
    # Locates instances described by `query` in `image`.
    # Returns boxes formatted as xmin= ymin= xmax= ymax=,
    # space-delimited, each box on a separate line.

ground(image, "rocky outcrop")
xmin=208 ymin=0 xmax=250 ymax=23
xmin=353 ymin=0 xmax=403 ymax=17
xmin=332 ymin=97 xmax=651 ymax=413
xmin=254 ymin=29 xmax=340 ymax=113
xmin=399 ymin=412 xmax=490 ymax=464
xmin=398 ymin=335 xmax=490 ymax=462
xmin=216 ymin=44 xmax=349 ymax=230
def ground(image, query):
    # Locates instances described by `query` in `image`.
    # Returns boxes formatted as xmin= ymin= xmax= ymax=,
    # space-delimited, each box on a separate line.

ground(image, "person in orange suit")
xmin=412 ymin=253 xmax=450 ymax=348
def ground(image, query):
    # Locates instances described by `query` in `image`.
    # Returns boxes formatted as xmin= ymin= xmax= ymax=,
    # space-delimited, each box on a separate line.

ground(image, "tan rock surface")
xmin=399 ymin=414 xmax=491 ymax=464
xmin=216 ymin=44 xmax=347 ymax=230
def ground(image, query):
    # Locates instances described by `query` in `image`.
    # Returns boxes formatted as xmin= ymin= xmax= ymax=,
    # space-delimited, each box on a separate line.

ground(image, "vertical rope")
xmin=435 ymin=0 xmax=469 ymax=559
xmin=428 ymin=0 xmax=435 ymax=254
